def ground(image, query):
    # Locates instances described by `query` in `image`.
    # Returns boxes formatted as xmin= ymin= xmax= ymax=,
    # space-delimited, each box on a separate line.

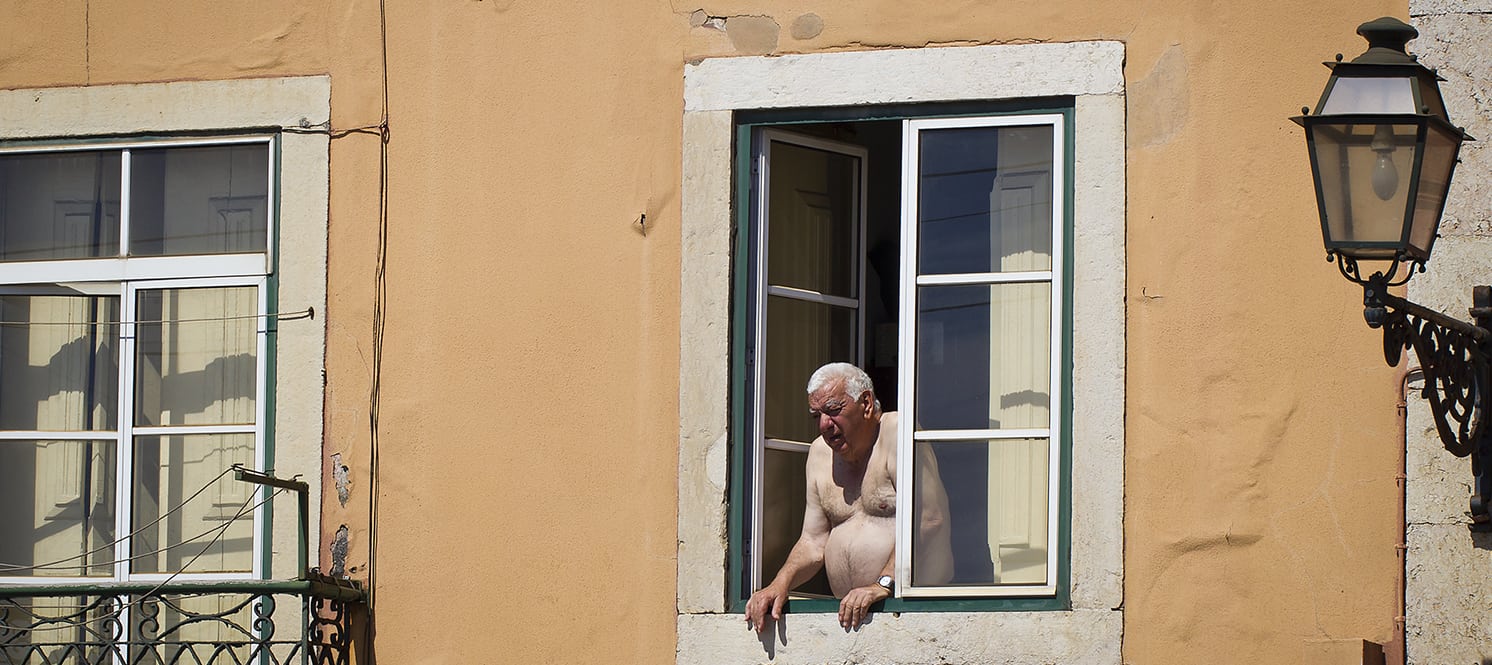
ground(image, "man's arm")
xmin=745 ymin=448 xmax=832 ymax=633
xmin=911 ymin=442 xmax=954 ymax=585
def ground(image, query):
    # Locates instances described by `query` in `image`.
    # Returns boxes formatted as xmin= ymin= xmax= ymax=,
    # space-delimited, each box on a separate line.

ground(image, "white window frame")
xmin=748 ymin=129 xmax=869 ymax=593
xmin=896 ymin=113 xmax=1065 ymax=598
xmin=0 ymin=138 xmax=276 ymax=585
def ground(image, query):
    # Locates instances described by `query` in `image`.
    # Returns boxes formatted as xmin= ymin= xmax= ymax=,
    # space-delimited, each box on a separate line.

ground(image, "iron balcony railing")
xmin=0 ymin=574 xmax=364 ymax=665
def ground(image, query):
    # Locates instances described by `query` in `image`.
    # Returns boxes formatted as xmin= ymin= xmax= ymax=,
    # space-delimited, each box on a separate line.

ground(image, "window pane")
xmin=131 ymin=433 xmax=254 ymax=574
xmin=0 ymin=440 xmax=117 ymax=577
xmin=129 ymin=145 xmax=268 ymax=256
xmin=763 ymin=295 xmax=855 ymax=443
xmin=917 ymin=125 xmax=1053 ymax=274
xmin=0 ymin=151 xmax=121 ymax=261
xmin=914 ymin=283 xmax=1050 ymax=430
xmin=766 ymin=140 xmax=858 ymax=297
xmin=0 ymin=295 xmax=119 ymax=431
xmin=135 ymin=286 xmax=258 ymax=427
xmin=761 ymin=447 xmax=832 ymax=596
xmin=914 ymin=439 xmax=1049 ymax=587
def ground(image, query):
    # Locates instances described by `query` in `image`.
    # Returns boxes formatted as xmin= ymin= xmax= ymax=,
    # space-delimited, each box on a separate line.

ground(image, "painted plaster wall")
xmin=1403 ymin=2 xmax=1492 ymax=663
xmin=0 ymin=1 xmax=1415 ymax=663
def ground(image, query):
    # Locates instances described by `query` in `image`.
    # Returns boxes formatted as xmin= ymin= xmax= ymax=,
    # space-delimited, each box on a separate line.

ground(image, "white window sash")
xmin=897 ymin=113 xmax=1066 ymax=599
xmin=0 ymin=254 xmax=269 ymax=285
xmin=118 ymin=275 xmax=270 ymax=582
xmin=748 ymin=129 xmax=869 ymax=593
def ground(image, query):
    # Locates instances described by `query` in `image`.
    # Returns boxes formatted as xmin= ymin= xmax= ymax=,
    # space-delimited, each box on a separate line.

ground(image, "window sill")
xmin=730 ymin=593 xmax=1069 ymax=614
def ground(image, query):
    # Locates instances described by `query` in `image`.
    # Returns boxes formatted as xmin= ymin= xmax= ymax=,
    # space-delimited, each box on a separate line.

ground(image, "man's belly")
xmin=823 ymin=513 xmax=895 ymax=597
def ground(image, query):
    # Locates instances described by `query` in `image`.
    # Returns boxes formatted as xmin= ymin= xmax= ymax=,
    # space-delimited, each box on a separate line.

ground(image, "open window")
xmin=738 ymin=109 xmax=1068 ymax=603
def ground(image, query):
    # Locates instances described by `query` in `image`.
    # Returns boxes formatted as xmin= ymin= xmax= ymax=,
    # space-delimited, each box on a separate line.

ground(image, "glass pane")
xmin=1319 ymin=76 xmax=1417 ymax=115
xmin=129 ymin=144 xmax=268 ymax=256
xmin=761 ymin=447 xmax=831 ymax=596
xmin=913 ymin=439 xmax=1049 ymax=587
xmin=1409 ymin=123 xmax=1461 ymax=255
xmin=135 ymin=286 xmax=258 ymax=427
xmin=918 ymin=125 xmax=1053 ymax=274
xmin=914 ymin=283 xmax=1051 ymax=430
xmin=1308 ymin=122 xmax=1417 ymax=257
xmin=763 ymin=295 xmax=856 ymax=443
xmin=0 ymin=440 xmax=116 ymax=577
xmin=131 ymin=433 xmax=255 ymax=574
xmin=766 ymin=139 xmax=859 ymax=297
xmin=0 ymin=295 xmax=119 ymax=431
xmin=0 ymin=151 xmax=121 ymax=261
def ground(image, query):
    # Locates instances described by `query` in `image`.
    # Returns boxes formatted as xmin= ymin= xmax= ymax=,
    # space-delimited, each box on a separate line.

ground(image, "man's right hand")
xmin=744 ymin=584 xmax=788 ymax=634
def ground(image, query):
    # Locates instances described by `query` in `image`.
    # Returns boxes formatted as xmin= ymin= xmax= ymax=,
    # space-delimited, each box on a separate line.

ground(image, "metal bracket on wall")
xmin=1366 ymin=278 xmax=1492 ymax=531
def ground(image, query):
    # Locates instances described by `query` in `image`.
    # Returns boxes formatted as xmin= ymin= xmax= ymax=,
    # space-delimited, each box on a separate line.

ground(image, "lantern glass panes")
xmin=1305 ymin=117 xmax=1424 ymax=259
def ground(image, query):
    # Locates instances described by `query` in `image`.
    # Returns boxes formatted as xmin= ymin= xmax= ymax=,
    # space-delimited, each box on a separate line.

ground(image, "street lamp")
xmin=1293 ymin=17 xmax=1492 ymax=529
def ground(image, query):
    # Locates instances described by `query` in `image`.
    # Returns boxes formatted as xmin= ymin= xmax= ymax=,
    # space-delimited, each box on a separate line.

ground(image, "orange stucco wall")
xmin=0 ymin=1 xmax=1410 ymax=662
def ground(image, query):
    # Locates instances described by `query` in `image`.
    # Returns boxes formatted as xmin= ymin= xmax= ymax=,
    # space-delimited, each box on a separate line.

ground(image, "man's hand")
xmin=745 ymin=584 xmax=788 ymax=634
xmin=837 ymin=584 xmax=891 ymax=629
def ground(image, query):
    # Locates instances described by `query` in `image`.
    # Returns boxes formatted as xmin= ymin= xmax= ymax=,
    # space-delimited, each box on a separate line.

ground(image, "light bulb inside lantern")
xmin=1370 ymin=125 xmax=1399 ymax=201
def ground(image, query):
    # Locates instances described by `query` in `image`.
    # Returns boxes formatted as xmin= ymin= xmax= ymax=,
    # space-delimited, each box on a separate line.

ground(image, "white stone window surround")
xmin=678 ymin=43 xmax=1125 ymax=663
xmin=0 ymin=77 xmax=331 ymax=584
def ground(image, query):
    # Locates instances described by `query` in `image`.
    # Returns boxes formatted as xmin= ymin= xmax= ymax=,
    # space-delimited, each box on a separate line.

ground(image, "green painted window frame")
xmin=727 ymin=100 xmax=1077 ymax=614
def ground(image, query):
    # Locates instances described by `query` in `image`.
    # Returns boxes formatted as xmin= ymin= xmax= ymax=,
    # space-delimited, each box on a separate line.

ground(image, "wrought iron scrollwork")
xmin=1385 ymin=309 xmax=1487 ymax=458
xmin=1366 ymin=276 xmax=1492 ymax=529
xmin=0 ymin=575 xmax=364 ymax=665
xmin=1332 ymin=251 xmax=1424 ymax=289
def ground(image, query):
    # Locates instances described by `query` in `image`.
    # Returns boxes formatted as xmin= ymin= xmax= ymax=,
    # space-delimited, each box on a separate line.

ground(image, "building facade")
xmin=1 ymin=0 xmax=1483 ymax=663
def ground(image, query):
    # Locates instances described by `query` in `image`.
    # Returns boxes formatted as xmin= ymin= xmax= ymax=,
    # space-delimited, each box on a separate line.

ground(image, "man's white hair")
xmin=807 ymin=362 xmax=875 ymax=401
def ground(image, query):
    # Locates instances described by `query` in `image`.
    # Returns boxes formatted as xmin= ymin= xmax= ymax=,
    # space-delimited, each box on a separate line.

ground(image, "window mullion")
xmin=113 ymin=282 xmax=137 ymax=581
xmin=119 ymin=149 xmax=131 ymax=258
xmin=749 ymin=135 xmax=769 ymax=594
xmin=253 ymin=278 xmax=269 ymax=580
xmin=895 ymin=118 xmax=917 ymax=593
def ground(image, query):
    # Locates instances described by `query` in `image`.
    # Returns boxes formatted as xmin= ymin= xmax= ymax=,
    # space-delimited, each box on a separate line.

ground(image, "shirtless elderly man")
xmin=746 ymin=362 xmax=952 ymax=632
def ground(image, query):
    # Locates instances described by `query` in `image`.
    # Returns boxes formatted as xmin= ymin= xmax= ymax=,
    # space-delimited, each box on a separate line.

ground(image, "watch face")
xmin=877 ymin=575 xmax=894 ymax=589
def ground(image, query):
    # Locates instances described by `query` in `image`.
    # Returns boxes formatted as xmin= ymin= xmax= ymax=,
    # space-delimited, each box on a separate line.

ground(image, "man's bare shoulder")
xmin=878 ymin=412 xmax=900 ymax=449
xmin=806 ymin=435 xmax=833 ymax=466
xmin=881 ymin=411 xmax=899 ymax=431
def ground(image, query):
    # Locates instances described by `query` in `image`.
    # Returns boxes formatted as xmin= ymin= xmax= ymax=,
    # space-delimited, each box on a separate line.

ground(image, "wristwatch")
xmin=876 ymin=575 xmax=894 ymax=593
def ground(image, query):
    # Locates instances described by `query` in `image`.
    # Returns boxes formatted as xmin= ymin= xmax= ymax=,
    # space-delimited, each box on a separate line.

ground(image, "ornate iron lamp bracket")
xmin=1358 ymin=267 xmax=1492 ymax=530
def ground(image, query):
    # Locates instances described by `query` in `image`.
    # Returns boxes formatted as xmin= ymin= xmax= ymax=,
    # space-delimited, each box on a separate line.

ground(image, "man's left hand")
xmin=837 ymin=584 xmax=890 ymax=629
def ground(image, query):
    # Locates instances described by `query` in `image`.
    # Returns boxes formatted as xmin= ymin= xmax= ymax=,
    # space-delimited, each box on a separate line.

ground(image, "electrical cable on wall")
xmin=366 ymin=0 xmax=392 ymax=622
xmin=0 ymin=485 xmax=288 ymax=634
xmin=0 ymin=465 xmax=245 ymax=573
xmin=2 ymin=485 xmax=296 ymax=575
xmin=0 ymin=307 xmax=315 ymax=328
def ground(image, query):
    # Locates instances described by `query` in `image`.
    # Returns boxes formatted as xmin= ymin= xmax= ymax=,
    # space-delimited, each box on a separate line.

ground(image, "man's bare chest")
xmin=819 ymin=465 xmax=896 ymax=525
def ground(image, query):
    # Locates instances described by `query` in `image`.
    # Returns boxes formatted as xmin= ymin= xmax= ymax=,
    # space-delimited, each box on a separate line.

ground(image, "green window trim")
xmin=727 ymin=102 xmax=1077 ymax=614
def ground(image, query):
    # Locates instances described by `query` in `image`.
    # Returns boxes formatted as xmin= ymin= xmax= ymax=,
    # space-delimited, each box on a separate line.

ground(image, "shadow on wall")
xmin=1472 ymin=530 xmax=1492 ymax=552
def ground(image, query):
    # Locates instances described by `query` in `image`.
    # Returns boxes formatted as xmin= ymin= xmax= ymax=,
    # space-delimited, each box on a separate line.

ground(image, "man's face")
xmin=808 ymin=380 xmax=874 ymax=460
